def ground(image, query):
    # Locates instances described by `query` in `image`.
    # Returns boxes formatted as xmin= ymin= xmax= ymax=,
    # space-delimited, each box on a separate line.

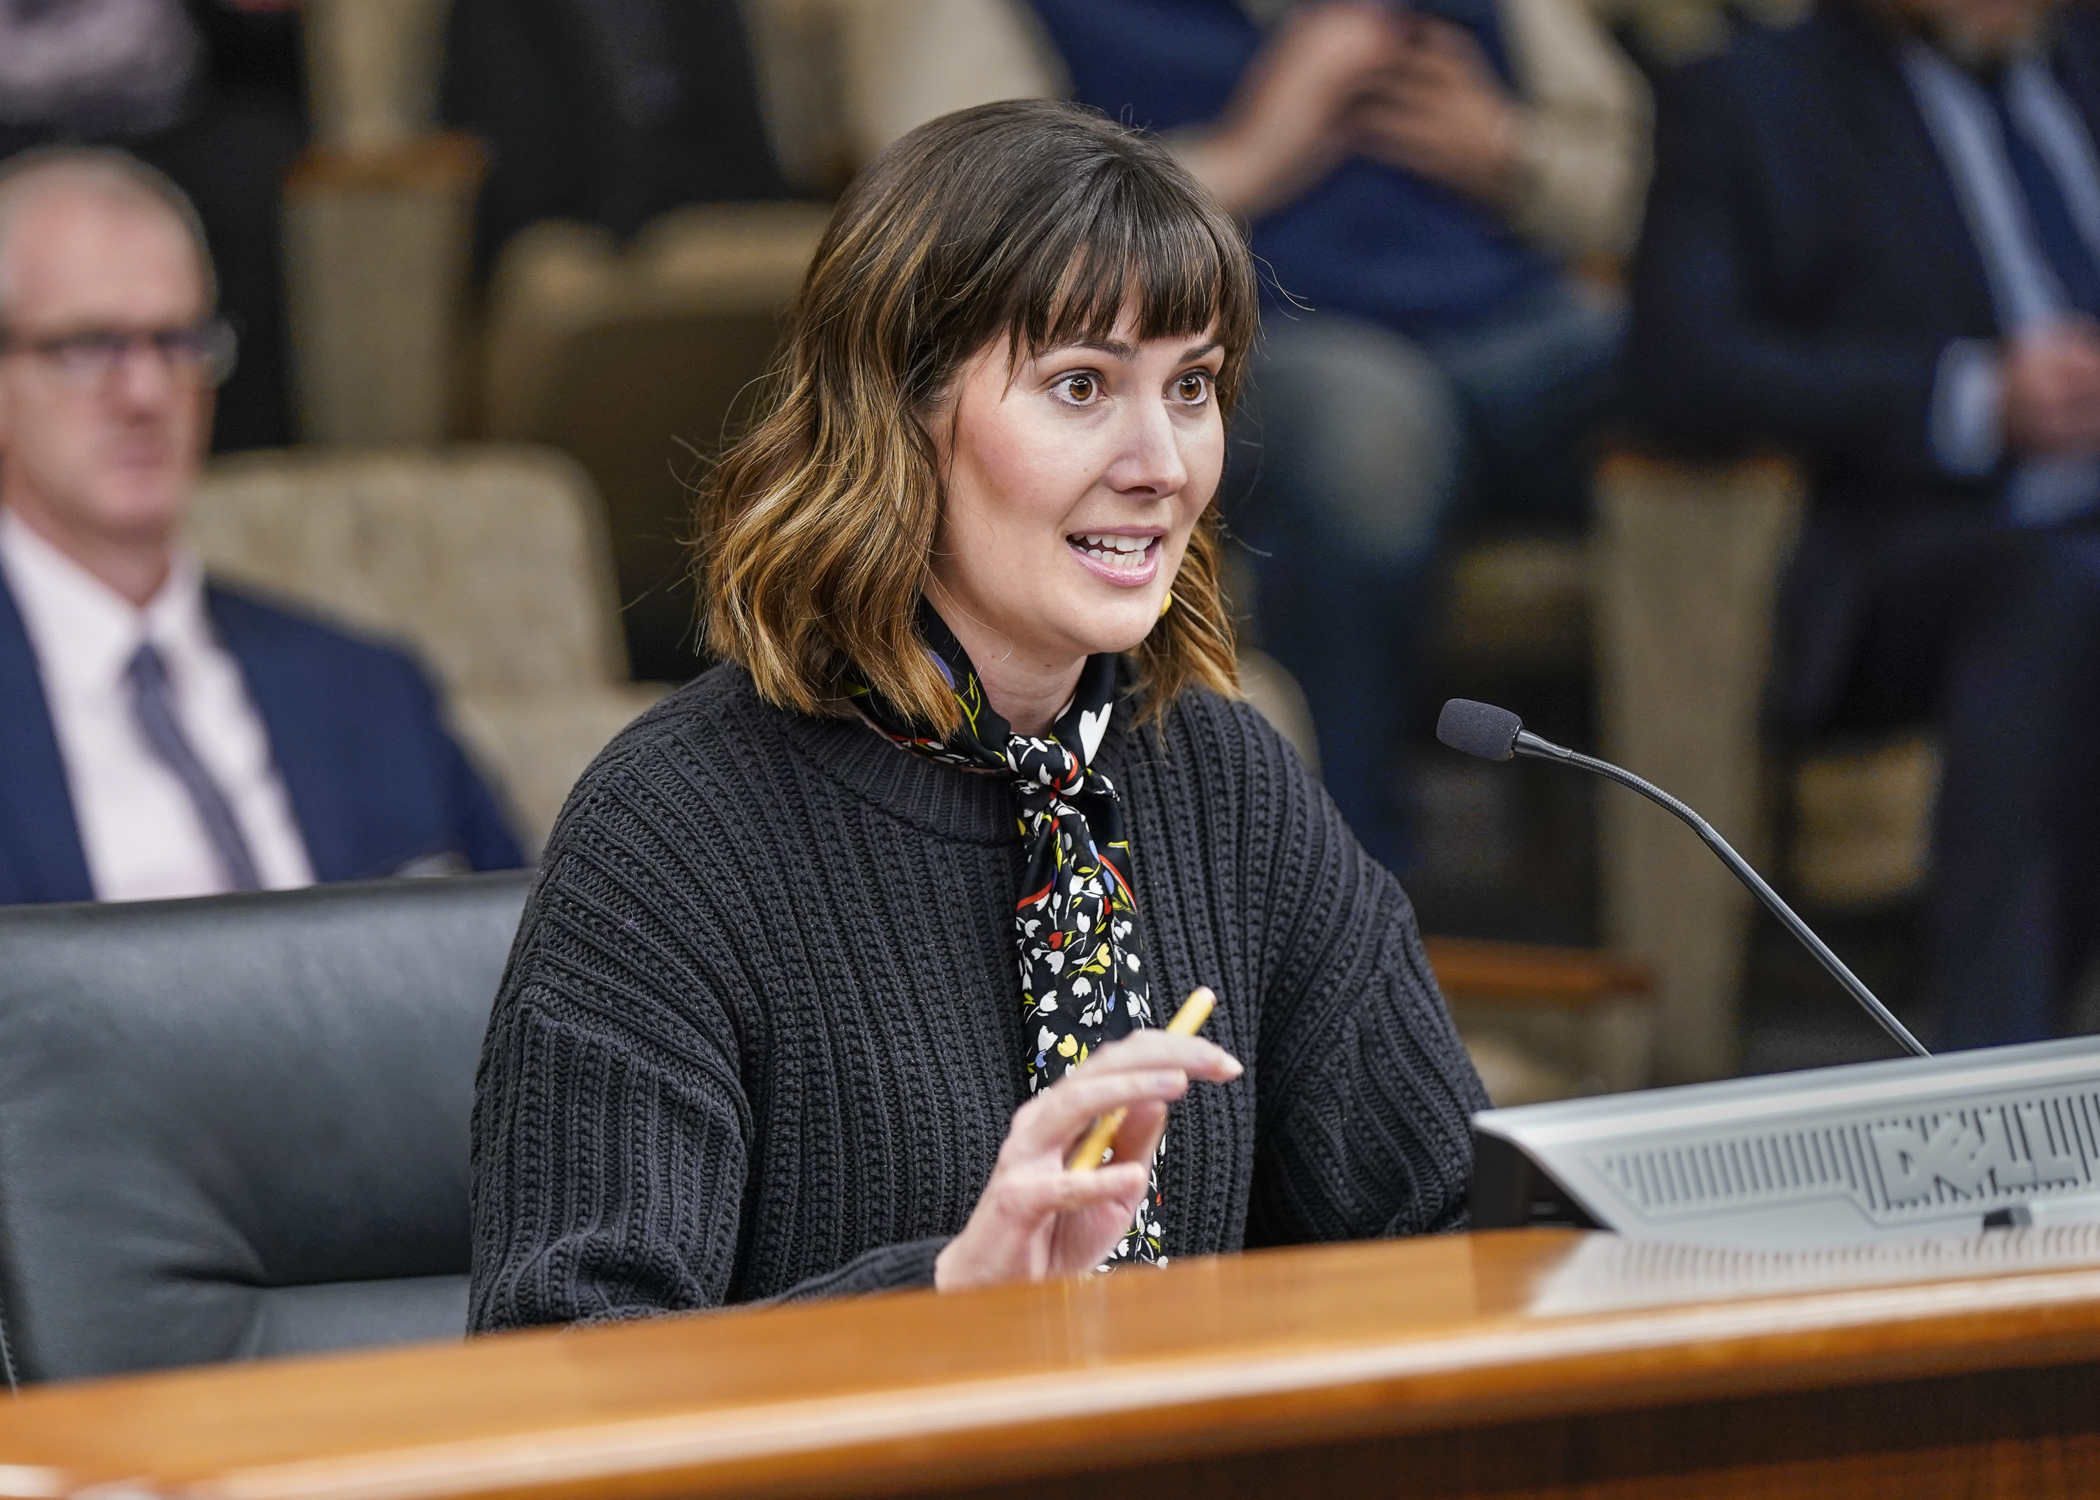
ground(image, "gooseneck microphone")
xmin=1436 ymin=699 xmax=1929 ymax=1059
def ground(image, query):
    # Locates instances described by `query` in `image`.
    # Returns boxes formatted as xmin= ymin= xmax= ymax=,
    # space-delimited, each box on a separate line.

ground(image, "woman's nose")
xmin=1105 ymin=401 xmax=1189 ymax=497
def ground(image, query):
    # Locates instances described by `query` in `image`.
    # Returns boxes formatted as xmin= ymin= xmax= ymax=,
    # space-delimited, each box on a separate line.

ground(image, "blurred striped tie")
xmin=125 ymin=642 xmax=263 ymax=892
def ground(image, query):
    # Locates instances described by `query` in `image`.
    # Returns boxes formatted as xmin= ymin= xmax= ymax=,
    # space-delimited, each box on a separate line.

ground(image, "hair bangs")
xmin=1002 ymin=163 xmax=1259 ymax=407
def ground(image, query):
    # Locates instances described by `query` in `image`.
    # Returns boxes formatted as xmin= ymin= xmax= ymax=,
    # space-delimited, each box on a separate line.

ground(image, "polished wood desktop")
xmin=5 ymin=1228 xmax=2100 ymax=1499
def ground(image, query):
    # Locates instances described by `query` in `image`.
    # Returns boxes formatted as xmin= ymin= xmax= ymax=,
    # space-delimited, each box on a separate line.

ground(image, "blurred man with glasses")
xmin=0 ymin=148 xmax=522 ymax=905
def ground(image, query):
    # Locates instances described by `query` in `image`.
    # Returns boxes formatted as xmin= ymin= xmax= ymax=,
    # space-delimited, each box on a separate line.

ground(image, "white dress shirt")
xmin=0 ymin=507 xmax=314 ymax=901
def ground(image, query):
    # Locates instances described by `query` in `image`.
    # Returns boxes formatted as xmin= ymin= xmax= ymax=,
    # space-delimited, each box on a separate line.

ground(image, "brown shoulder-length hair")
xmin=697 ymin=98 xmax=1259 ymax=734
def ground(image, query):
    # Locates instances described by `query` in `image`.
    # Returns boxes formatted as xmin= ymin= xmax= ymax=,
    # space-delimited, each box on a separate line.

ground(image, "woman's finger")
xmin=999 ymin=1161 xmax=1151 ymax=1221
xmin=1076 ymin=1030 xmax=1242 ymax=1081
xmin=1008 ymin=1069 xmax=1190 ymax=1156
xmin=1087 ymin=1096 xmax=1168 ymax=1172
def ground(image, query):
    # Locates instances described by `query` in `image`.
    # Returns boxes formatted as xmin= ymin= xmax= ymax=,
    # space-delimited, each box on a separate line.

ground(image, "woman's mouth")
xmin=1066 ymin=531 xmax=1161 ymax=584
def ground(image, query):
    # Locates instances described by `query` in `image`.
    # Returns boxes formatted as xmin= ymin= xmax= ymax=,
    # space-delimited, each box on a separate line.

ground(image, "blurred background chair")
xmin=286 ymin=0 xmax=483 ymax=446
xmin=478 ymin=205 xmax=829 ymax=680
xmin=189 ymin=446 xmax=660 ymax=850
xmin=0 ymin=874 xmax=528 ymax=1383
xmin=1594 ymin=453 xmax=1937 ymax=1082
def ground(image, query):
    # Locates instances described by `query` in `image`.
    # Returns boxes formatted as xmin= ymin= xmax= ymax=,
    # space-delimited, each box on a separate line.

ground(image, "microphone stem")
xmin=1513 ymin=730 xmax=1930 ymax=1059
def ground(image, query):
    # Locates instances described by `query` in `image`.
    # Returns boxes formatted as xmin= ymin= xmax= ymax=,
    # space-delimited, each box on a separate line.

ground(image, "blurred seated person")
xmin=0 ymin=0 xmax=307 ymax=451
xmin=1009 ymin=0 xmax=1649 ymax=870
xmin=469 ymin=102 xmax=1485 ymax=1328
xmin=440 ymin=0 xmax=788 ymax=278
xmin=1629 ymin=0 xmax=2100 ymax=1047
xmin=0 ymin=149 xmax=523 ymax=906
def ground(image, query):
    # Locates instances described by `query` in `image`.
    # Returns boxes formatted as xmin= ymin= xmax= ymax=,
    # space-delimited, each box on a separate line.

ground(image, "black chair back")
xmin=0 ymin=873 xmax=530 ymax=1383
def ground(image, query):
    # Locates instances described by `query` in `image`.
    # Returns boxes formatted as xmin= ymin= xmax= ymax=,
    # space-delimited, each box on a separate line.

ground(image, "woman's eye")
xmin=1176 ymin=372 xmax=1211 ymax=404
xmin=1058 ymin=373 xmax=1098 ymax=404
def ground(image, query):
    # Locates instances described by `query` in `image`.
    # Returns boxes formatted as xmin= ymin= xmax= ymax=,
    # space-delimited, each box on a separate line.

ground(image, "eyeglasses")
xmin=0 ymin=320 xmax=238 ymax=388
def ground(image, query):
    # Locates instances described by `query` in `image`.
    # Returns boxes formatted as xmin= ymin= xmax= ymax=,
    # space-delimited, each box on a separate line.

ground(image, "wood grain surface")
xmin=5 ymin=1228 xmax=2100 ymax=1500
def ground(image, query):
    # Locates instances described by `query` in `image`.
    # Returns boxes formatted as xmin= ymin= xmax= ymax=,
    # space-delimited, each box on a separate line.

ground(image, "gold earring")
xmin=1159 ymin=590 xmax=1175 ymax=618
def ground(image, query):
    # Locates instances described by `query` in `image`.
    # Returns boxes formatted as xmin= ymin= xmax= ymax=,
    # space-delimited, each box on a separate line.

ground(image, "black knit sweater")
xmin=469 ymin=665 xmax=1487 ymax=1330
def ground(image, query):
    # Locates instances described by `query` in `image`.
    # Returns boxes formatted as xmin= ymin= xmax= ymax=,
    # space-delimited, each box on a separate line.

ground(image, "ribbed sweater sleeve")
xmin=1249 ymin=864 xmax=1486 ymax=1242
xmin=468 ymin=705 xmax=958 ymax=1333
xmin=1138 ymin=693 xmax=1487 ymax=1249
xmin=1264 ymin=727 xmax=1485 ymax=1238
xmin=471 ymin=977 xmax=947 ymax=1329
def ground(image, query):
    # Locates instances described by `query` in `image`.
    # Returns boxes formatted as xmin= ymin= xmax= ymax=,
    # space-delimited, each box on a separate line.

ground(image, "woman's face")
xmin=927 ymin=313 xmax=1225 ymax=681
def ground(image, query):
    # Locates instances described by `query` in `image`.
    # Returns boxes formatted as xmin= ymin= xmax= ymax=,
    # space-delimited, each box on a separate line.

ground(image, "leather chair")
xmin=0 ymin=873 xmax=530 ymax=1385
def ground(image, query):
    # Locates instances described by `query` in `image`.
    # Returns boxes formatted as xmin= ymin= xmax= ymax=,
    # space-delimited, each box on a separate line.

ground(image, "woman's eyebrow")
xmin=1042 ymin=337 xmax=1222 ymax=362
xmin=1055 ymin=337 xmax=1139 ymax=360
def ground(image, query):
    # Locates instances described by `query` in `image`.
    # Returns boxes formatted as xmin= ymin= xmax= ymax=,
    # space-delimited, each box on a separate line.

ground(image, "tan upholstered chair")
xmin=477 ymin=205 xmax=832 ymax=681
xmin=1593 ymin=455 xmax=1936 ymax=1083
xmin=190 ymin=446 xmax=662 ymax=850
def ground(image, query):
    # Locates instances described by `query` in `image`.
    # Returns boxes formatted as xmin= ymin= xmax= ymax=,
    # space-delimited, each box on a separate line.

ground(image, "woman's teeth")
xmin=1069 ymin=533 xmax=1153 ymax=571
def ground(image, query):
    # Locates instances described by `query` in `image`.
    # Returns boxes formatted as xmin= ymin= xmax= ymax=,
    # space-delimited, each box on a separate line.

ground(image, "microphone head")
xmin=1437 ymin=699 xmax=1523 ymax=762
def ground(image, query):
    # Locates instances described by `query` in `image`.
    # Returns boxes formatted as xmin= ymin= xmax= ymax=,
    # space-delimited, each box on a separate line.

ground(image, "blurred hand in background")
xmin=1178 ymin=3 xmax=1525 ymax=221
xmin=1178 ymin=2 xmax=1409 ymax=219
xmin=1349 ymin=15 xmax=1521 ymax=209
xmin=2003 ymin=321 xmax=2100 ymax=456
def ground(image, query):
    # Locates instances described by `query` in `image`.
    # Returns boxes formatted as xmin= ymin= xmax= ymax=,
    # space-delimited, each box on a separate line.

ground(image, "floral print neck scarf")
xmin=849 ymin=612 xmax=1165 ymax=1266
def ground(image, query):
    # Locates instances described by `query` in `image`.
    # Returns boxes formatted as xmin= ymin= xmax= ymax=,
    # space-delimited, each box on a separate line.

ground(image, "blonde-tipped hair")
xmin=697 ymin=100 xmax=1258 ymax=734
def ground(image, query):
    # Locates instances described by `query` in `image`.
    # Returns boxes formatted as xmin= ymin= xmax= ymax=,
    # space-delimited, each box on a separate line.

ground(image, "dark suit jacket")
xmin=1627 ymin=0 xmax=2100 ymax=731
xmin=0 ymin=576 xmax=525 ymax=906
xmin=1629 ymin=0 xmax=2100 ymax=508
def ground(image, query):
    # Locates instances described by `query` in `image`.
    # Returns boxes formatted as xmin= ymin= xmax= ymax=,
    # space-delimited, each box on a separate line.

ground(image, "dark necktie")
xmin=1988 ymin=81 xmax=2100 ymax=317
xmin=125 ymin=642 xmax=263 ymax=892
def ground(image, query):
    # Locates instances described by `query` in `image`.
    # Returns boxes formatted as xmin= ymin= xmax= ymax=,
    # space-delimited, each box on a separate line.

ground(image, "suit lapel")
xmin=0 ymin=572 xmax=93 ymax=904
xmin=207 ymin=588 xmax=360 ymax=883
xmin=1819 ymin=2 xmax=2003 ymax=336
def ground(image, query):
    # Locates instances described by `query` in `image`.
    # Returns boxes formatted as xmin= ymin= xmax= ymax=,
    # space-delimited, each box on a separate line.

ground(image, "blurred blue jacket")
xmin=1024 ymin=0 xmax=1558 ymax=335
xmin=0 ymin=576 xmax=525 ymax=905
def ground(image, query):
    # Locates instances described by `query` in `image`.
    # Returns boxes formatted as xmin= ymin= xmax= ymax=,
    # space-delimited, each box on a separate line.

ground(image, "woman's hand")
xmin=933 ymin=1030 xmax=1243 ymax=1293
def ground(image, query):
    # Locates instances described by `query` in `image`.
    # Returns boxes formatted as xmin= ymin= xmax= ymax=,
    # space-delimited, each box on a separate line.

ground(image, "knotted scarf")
xmin=848 ymin=612 xmax=1165 ymax=1266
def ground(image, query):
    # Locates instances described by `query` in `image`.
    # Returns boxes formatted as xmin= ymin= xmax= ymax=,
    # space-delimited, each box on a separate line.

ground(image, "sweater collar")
xmin=765 ymin=678 xmax=1027 ymax=846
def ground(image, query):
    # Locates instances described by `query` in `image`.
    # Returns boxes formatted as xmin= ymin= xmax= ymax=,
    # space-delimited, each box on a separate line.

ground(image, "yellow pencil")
xmin=1065 ymin=986 xmax=1217 ymax=1172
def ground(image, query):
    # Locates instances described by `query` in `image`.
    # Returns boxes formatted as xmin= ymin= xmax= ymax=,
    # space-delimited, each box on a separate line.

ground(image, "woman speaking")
xmin=470 ymin=99 xmax=1486 ymax=1328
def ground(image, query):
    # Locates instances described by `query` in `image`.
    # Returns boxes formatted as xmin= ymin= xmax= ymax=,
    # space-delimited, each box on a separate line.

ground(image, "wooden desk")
xmin=6 ymin=1228 xmax=2100 ymax=1499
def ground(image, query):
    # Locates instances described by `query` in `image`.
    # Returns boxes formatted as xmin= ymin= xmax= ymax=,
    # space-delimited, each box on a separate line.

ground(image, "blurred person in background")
xmin=0 ymin=0 xmax=307 ymax=452
xmin=440 ymin=0 xmax=789 ymax=278
xmin=1018 ymin=0 xmax=1649 ymax=872
xmin=1630 ymin=0 xmax=2100 ymax=1047
xmin=0 ymin=149 xmax=523 ymax=906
